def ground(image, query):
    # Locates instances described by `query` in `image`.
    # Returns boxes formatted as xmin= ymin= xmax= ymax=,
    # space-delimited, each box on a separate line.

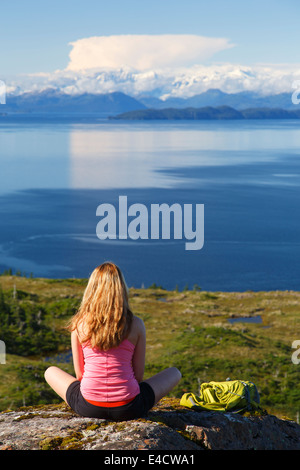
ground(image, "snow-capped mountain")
xmin=5 ymin=63 xmax=299 ymax=100
xmin=2 ymin=63 xmax=299 ymax=115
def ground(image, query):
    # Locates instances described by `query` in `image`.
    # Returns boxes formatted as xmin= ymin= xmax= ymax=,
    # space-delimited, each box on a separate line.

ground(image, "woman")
xmin=44 ymin=262 xmax=181 ymax=420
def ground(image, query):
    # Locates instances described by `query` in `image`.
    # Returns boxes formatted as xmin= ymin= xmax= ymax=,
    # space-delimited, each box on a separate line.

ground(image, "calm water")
xmin=1 ymin=117 xmax=300 ymax=291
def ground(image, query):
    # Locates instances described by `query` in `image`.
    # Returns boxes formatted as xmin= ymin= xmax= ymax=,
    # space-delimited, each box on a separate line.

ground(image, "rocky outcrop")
xmin=0 ymin=398 xmax=299 ymax=451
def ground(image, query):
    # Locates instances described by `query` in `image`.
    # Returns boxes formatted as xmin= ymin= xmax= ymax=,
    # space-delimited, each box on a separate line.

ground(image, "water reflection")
xmin=69 ymin=126 xmax=178 ymax=188
xmin=2 ymin=120 xmax=300 ymax=194
xmin=69 ymin=122 xmax=300 ymax=190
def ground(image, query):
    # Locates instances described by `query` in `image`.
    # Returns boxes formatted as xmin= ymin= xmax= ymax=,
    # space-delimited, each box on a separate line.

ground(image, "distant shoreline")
xmin=0 ymin=273 xmax=298 ymax=294
xmin=1 ymin=105 xmax=300 ymax=122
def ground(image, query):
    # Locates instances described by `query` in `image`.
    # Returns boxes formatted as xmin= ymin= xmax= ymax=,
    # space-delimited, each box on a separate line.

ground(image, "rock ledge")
xmin=0 ymin=398 xmax=299 ymax=450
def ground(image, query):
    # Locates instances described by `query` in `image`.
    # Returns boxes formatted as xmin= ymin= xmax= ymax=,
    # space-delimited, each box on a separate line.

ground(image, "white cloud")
xmin=4 ymin=34 xmax=300 ymax=100
xmin=66 ymin=34 xmax=234 ymax=72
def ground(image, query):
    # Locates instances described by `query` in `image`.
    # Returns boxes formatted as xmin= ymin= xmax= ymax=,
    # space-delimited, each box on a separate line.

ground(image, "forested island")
xmin=110 ymin=105 xmax=300 ymax=121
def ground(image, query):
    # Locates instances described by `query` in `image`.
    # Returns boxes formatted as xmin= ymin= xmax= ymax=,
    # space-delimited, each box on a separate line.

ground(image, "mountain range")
xmin=0 ymin=87 xmax=298 ymax=117
xmin=1 ymin=89 xmax=146 ymax=116
xmin=138 ymin=88 xmax=297 ymax=110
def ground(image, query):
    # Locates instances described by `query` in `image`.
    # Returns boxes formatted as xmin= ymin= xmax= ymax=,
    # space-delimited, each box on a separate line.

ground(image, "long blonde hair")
xmin=69 ymin=262 xmax=133 ymax=351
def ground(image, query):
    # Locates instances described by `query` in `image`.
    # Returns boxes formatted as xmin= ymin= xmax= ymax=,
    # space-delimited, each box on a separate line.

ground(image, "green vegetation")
xmin=0 ymin=286 xmax=77 ymax=355
xmin=0 ymin=275 xmax=299 ymax=421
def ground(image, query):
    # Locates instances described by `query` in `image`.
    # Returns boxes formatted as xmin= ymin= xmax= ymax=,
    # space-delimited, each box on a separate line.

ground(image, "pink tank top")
xmin=80 ymin=338 xmax=140 ymax=403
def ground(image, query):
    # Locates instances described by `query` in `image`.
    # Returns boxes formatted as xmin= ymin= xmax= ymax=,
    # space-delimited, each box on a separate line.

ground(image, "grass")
xmin=0 ymin=275 xmax=299 ymax=421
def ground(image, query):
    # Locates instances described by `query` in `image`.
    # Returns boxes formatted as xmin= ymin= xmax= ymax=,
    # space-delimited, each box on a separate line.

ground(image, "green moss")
xmin=39 ymin=436 xmax=64 ymax=450
xmin=14 ymin=413 xmax=39 ymax=421
xmin=39 ymin=432 xmax=84 ymax=450
xmin=85 ymin=423 xmax=100 ymax=431
xmin=154 ymin=397 xmax=186 ymax=411
xmin=112 ymin=422 xmax=127 ymax=432
xmin=242 ymin=408 xmax=268 ymax=418
xmin=60 ymin=432 xmax=84 ymax=450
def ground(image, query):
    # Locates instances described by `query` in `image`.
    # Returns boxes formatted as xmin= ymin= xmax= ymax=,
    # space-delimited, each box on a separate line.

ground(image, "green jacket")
xmin=180 ymin=380 xmax=260 ymax=413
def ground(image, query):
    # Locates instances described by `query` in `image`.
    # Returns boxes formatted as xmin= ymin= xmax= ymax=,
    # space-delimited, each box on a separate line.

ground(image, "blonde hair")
xmin=68 ymin=262 xmax=133 ymax=351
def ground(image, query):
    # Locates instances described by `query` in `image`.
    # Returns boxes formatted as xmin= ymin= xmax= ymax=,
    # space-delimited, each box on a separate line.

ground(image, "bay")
xmin=1 ymin=117 xmax=300 ymax=291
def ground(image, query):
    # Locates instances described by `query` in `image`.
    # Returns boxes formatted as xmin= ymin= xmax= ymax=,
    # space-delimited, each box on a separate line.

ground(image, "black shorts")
xmin=66 ymin=380 xmax=155 ymax=421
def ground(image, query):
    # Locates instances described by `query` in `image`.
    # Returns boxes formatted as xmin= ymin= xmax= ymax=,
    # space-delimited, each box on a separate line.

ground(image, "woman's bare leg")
xmin=44 ymin=366 xmax=77 ymax=403
xmin=144 ymin=367 xmax=181 ymax=405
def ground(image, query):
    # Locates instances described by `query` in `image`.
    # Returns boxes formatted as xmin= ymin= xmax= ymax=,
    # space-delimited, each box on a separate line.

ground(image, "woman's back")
xmin=80 ymin=337 xmax=140 ymax=403
xmin=44 ymin=262 xmax=181 ymax=420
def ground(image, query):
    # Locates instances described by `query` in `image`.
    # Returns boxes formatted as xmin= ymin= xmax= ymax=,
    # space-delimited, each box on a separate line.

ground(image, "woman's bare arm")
xmin=71 ymin=329 xmax=85 ymax=381
xmin=132 ymin=317 xmax=146 ymax=383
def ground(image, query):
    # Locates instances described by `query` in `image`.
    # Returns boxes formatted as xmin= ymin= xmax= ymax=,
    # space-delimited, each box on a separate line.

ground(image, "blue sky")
xmin=0 ymin=0 xmax=299 ymax=75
